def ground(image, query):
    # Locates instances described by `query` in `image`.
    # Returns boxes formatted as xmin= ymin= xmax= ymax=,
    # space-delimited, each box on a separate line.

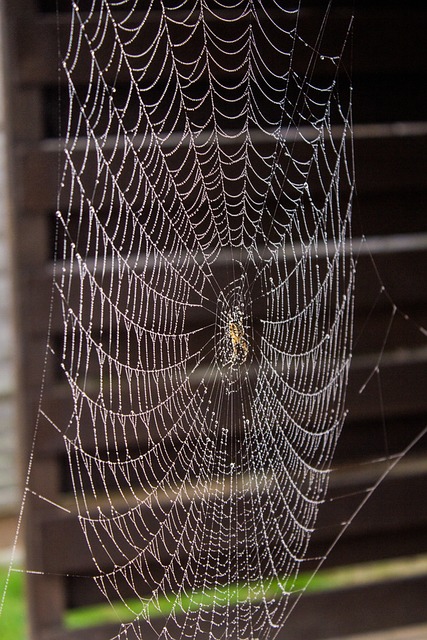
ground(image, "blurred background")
xmin=0 ymin=0 xmax=19 ymax=549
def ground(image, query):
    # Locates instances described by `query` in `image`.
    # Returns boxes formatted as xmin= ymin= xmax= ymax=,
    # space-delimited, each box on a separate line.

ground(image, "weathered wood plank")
xmin=16 ymin=125 xmax=427 ymax=214
xmin=29 ymin=457 xmax=427 ymax=580
xmin=39 ymin=574 xmax=427 ymax=640
xmin=16 ymin=7 xmax=427 ymax=88
xmin=284 ymin=574 xmax=427 ymax=640
xmin=328 ymin=622 xmax=427 ymax=640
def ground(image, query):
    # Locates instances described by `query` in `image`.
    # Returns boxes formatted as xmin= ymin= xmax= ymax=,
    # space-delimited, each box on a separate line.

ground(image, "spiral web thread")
xmin=46 ymin=1 xmax=354 ymax=638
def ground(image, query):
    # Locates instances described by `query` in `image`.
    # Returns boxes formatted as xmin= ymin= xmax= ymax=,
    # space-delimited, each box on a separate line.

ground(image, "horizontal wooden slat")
xmin=22 ymin=341 xmax=427 ymax=442
xmin=353 ymin=190 xmax=427 ymax=237
xmin=21 ymin=230 xmax=427 ymax=331
xmin=35 ymin=570 xmax=427 ymax=640
xmin=16 ymin=124 xmax=427 ymax=214
xmin=41 ymin=623 xmax=153 ymax=640
xmin=43 ymin=72 xmax=427 ymax=139
xmin=328 ymin=622 xmax=427 ymax=640
xmin=15 ymin=7 xmax=427 ymax=88
xmin=22 ymin=354 xmax=427 ymax=464
xmin=285 ymin=574 xmax=427 ymax=640
xmin=31 ymin=456 xmax=427 ymax=579
xmin=35 ymin=573 xmax=427 ymax=640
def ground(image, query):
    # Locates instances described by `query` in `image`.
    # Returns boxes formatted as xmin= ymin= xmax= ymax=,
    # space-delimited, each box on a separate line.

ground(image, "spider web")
xmin=35 ymin=1 xmax=354 ymax=638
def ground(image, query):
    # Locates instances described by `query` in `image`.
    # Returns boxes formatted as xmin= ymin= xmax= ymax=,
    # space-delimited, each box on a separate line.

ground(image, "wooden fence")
xmin=3 ymin=1 xmax=427 ymax=638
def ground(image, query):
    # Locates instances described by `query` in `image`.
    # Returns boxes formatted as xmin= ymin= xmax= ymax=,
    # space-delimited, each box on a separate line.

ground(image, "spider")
xmin=227 ymin=313 xmax=248 ymax=366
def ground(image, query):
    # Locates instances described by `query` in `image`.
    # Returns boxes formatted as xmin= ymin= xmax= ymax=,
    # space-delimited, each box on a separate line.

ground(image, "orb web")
xmin=49 ymin=1 xmax=354 ymax=638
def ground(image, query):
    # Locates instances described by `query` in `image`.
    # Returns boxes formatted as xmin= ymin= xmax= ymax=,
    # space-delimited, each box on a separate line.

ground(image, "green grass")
xmin=66 ymin=574 xmax=306 ymax=629
xmin=2 ymin=554 xmax=427 ymax=638
xmin=0 ymin=567 xmax=27 ymax=640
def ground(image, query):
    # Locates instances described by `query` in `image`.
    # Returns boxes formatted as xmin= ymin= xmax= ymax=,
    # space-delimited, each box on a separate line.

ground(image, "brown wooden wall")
xmin=3 ymin=1 xmax=427 ymax=639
